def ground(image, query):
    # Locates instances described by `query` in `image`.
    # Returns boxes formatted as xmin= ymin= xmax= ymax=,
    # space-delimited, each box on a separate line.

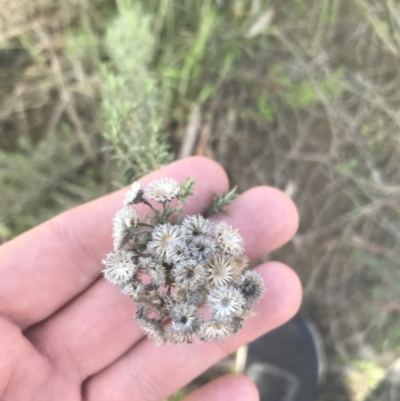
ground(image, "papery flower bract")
xmin=182 ymin=214 xmax=212 ymax=239
xmin=174 ymin=259 xmax=207 ymax=291
xmin=145 ymin=178 xmax=180 ymax=202
xmin=134 ymin=284 xmax=172 ymax=317
xmin=189 ymin=236 xmax=215 ymax=261
xmin=147 ymin=223 xmax=182 ymax=261
xmin=114 ymin=206 xmax=138 ymax=230
xmin=102 ymin=251 xmax=137 ymax=285
xmin=124 ymin=182 xmax=144 ymax=205
xmin=166 ymin=239 xmax=190 ymax=264
xmin=238 ymin=270 xmax=265 ymax=307
xmin=138 ymin=256 xmax=166 ymax=286
xmin=208 ymin=285 xmax=245 ymax=321
xmin=230 ymin=316 xmax=244 ymax=334
xmin=144 ymin=261 xmax=166 ymax=287
xmin=135 ymin=312 xmax=165 ymax=346
xmin=119 ymin=282 xmax=138 ymax=298
xmin=198 ymin=319 xmax=232 ymax=342
xmin=167 ymin=304 xmax=203 ymax=344
xmin=215 ymin=221 xmax=244 ymax=256
xmin=112 ymin=206 xmax=138 ymax=250
xmin=206 ymin=254 xmax=237 ymax=287
xmin=175 ymin=287 xmax=207 ymax=308
xmin=233 ymin=255 xmax=249 ymax=273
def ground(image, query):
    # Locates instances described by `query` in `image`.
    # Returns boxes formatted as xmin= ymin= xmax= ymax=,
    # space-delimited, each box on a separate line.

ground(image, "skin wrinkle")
xmin=2 ymin=329 xmax=50 ymax=401
xmin=125 ymin=353 xmax=165 ymax=401
xmin=30 ymin=323 xmax=84 ymax=385
xmin=82 ymin=336 xmax=163 ymax=401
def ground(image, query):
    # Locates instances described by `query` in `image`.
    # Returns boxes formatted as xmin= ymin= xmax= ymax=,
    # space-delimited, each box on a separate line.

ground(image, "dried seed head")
xmin=105 ymin=176 xmax=266 ymax=345
xmin=167 ymin=303 xmax=203 ymax=344
xmin=114 ymin=206 xmax=138 ymax=230
xmin=198 ymin=319 xmax=232 ymax=342
xmin=135 ymin=312 xmax=166 ymax=346
xmin=166 ymin=239 xmax=191 ymax=264
xmin=145 ymin=178 xmax=180 ymax=202
xmin=182 ymin=214 xmax=212 ymax=239
xmin=230 ymin=316 xmax=244 ymax=334
xmin=124 ymin=182 xmax=144 ymax=205
xmin=206 ymin=254 xmax=237 ymax=287
xmin=139 ymin=256 xmax=166 ymax=287
xmin=175 ymin=287 xmax=208 ymax=308
xmin=238 ymin=270 xmax=266 ymax=307
xmin=233 ymin=255 xmax=249 ymax=273
xmin=189 ymin=236 xmax=215 ymax=261
xmin=174 ymin=259 xmax=207 ymax=291
xmin=147 ymin=223 xmax=182 ymax=261
xmin=215 ymin=221 xmax=244 ymax=256
xmin=102 ymin=251 xmax=137 ymax=285
xmin=119 ymin=282 xmax=138 ymax=298
xmin=208 ymin=285 xmax=245 ymax=321
xmin=112 ymin=206 xmax=138 ymax=250
xmin=134 ymin=284 xmax=172 ymax=317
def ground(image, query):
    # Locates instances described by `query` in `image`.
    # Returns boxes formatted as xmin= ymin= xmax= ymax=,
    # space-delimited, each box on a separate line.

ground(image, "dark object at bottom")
xmin=244 ymin=314 xmax=322 ymax=401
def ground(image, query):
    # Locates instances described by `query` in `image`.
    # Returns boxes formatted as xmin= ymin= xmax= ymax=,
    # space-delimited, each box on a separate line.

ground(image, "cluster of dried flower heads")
xmin=102 ymin=177 xmax=265 ymax=345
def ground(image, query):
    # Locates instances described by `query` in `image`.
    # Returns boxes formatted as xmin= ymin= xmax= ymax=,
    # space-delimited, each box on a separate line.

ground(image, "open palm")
xmin=0 ymin=157 xmax=301 ymax=401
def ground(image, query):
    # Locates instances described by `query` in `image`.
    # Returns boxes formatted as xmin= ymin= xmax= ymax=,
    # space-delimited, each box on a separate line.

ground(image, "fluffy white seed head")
xmin=208 ymin=285 xmax=245 ymax=321
xmin=144 ymin=261 xmax=167 ymax=287
xmin=112 ymin=206 xmax=138 ymax=250
xmin=135 ymin=314 xmax=166 ymax=346
xmin=182 ymin=214 xmax=212 ymax=239
xmin=215 ymin=221 xmax=244 ymax=256
xmin=167 ymin=304 xmax=203 ymax=344
xmin=174 ymin=259 xmax=207 ymax=291
xmin=119 ymin=282 xmax=138 ymax=298
xmin=198 ymin=319 xmax=232 ymax=342
xmin=105 ymin=176 xmax=265 ymax=345
xmin=166 ymin=239 xmax=191 ymax=264
xmin=147 ymin=223 xmax=182 ymax=261
xmin=124 ymin=182 xmax=144 ymax=205
xmin=114 ymin=206 xmax=138 ymax=230
xmin=134 ymin=285 xmax=173 ymax=318
xmin=189 ymin=236 xmax=215 ymax=261
xmin=206 ymin=254 xmax=237 ymax=287
xmin=102 ymin=251 xmax=137 ymax=285
xmin=145 ymin=178 xmax=180 ymax=202
xmin=175 ymin=288 xmax=207 ymax=308
xmin=238 ymin=270 xmax=266 ymax=307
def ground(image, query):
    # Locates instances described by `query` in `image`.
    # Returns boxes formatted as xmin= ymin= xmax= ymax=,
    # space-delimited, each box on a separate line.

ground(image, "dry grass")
xmin=200 ymin=1 xmax=400 ymax=399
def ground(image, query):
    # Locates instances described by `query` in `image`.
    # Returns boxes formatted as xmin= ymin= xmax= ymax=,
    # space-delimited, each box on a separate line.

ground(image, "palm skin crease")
xmin=0 ymin=157 xmax=301 ymax=401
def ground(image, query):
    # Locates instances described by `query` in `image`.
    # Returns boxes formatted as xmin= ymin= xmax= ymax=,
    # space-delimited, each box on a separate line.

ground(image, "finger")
xmin=0 ymin=157 xmax=228 ymax=328
xmin=211 ymin=186 xmax=299 ymax=260
xmin=82 ymin=261 xmax=302 ymax=401
xmin=28 ymin=186 xmax=299 ymax=380
xmin=181 ymin=374 xmax=259 ymax=401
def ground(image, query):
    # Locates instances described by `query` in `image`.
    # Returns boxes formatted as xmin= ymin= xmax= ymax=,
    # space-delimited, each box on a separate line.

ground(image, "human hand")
xmin=0 ymin=157 xmax=301 ymax=401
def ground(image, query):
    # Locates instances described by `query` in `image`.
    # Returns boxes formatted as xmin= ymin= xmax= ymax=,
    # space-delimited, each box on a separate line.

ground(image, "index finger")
xmin=0 ymin=157 xmax=229 ymax=328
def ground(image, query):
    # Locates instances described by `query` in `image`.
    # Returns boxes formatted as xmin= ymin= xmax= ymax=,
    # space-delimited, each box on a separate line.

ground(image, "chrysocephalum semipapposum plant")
xmin=102 ymin=177 xmax=265 ymax=345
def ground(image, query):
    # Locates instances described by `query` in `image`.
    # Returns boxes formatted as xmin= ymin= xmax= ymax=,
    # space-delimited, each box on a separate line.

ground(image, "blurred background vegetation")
xmin=1 ymin=0 xmax=400 ymax=400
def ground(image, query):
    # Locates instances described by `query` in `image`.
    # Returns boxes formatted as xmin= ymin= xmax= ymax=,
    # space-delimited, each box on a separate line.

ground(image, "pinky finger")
xmin=181 ymin=374 xmax=259 ymax=401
